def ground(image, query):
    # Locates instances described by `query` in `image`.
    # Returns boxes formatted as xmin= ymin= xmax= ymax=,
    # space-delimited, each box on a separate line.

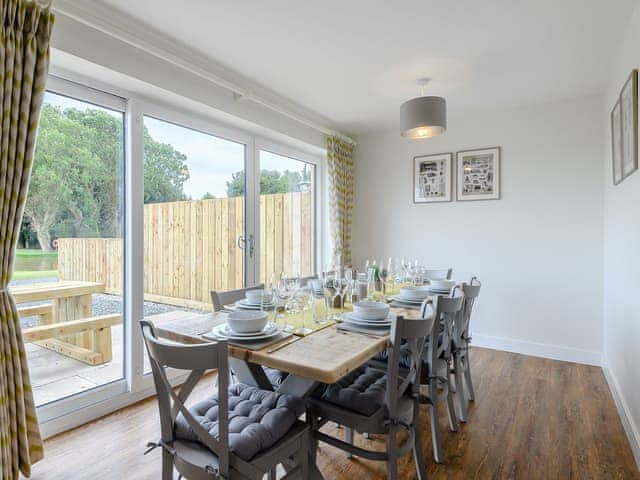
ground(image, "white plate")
xmin=222 ymin=322 xmax=277 ymax=337
xmin=341 ymin=313 xmax=393 ymax=327
xmin=210 ymin=323 xmax=281 ymax=341
xmin=428 ymin=289 xmax=451 ymax=294
xmin=392 ymin=296 xmax=424 ymax=305
xmin=235 ymin=299 xmax=275 ymax=309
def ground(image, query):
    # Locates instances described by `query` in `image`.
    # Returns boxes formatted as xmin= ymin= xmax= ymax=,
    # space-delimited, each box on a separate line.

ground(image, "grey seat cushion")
xmin=174 ymin=383 xmax=304 ymax=461
xmin=264 ymin=367 xmax=288 ymax=387
xmin=371 ymin=333 xmax=443 ymax=368
xmin=318 ymin=366 xmax=387 ymax=416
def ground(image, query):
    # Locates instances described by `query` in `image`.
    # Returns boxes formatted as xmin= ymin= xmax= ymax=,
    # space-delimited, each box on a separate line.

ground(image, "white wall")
xmin=352 ymin=95 xmax=604 ymax=364
xmin=602 ymin=0 xmax=640 ymax=466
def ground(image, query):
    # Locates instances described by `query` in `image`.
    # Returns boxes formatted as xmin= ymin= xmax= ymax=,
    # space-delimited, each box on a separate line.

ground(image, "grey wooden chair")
xmin=368 ymin=293 xmax=462 ymax=464
xmin=451 ymin=277 xmax=481 ymax=422
xmin=210 ymin=284 xmax=265 ymax=312
xmin=306 ymin=311 xmax=436 ymax=480
xmin=419 ymin=294 xmax=463 ymax=463
xmin=425 ymin=268 xmax=453 ymax=280
xmin=141 ymin=320 xmax=309 ymax=480
xmin=210 ymin=284 xmax=287 ymax=389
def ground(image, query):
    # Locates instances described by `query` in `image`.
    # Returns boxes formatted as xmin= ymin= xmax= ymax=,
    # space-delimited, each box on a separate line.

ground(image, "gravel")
xmin=12 ymin=277 xmax=207 ymax=329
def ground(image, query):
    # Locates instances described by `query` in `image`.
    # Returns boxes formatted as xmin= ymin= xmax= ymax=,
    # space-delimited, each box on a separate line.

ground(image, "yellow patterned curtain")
xmin=326 ymin=136 xmax=355 ymax=267
xmin=0 ymin=1 xmax=53 ymax=478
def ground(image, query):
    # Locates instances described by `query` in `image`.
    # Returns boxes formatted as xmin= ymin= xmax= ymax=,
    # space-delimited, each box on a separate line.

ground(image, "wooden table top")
xmin=10 ymin=280 xmax=106 ymax=303
xmin=153 ymin=306 xmax=421 ymax=385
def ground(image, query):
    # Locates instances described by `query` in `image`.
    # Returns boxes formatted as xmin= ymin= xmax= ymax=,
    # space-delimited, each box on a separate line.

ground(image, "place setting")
xmin=203 ymin=310 xmax=291 ymax=349
xmin=233 ymin=288 xmax=276 ymax=311
xmin=337 ymin=301 xmax=395 ymax=337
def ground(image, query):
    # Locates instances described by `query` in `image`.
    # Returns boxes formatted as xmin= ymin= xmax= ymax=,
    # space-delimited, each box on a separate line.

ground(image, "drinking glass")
xmin=277 ymin=278 xmax=293 ymax=332
xmin=293 ymin=287 xmax=312 ymax=335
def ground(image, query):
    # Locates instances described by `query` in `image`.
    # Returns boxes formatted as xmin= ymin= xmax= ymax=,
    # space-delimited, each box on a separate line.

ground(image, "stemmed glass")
xmin=332 ymin=270 xmax=347 ymax=319
xmin=277 ymin=276 xmax=295 ymax=332
xmin=293 ymin=287 xmax=312 ymax=335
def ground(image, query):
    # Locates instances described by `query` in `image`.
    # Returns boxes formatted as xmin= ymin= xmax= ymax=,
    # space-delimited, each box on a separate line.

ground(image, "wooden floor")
xmin=27 ymin=348 xmax=639 ymax=480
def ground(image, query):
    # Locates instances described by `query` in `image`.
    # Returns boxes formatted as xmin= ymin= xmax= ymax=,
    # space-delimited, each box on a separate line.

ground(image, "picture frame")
xmin=413 ymin=152 xmax=452 ymax=203
xmin=456 ymin=147 xmax=501 ymax=201
xmin=619 ymin=69 xmax=638 ymax=182
xmin=611 ymin=98 xmax=623 ymax=185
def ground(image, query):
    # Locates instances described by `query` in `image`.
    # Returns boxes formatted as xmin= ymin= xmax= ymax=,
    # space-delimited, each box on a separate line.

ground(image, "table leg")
xmin=228 ymin=357 xmax=273 ymax=390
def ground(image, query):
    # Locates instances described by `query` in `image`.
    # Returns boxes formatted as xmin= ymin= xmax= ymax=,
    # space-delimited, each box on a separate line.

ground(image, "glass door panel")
xmin=258 ymin=150 xmax=315 ymax=282
xmin=15 ymin=89 xmax=125 ymax=406
xmin=142 ymin=116 xmax=246 ymax=371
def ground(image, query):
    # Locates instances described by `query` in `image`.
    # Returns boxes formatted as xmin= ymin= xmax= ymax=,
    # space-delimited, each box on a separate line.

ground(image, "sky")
xmin=44 ymin=91 xmax=311 ymax=199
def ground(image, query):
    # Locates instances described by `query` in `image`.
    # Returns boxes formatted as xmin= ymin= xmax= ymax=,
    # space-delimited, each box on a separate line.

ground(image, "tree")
xmin=143 ymin=128 xmax=190 ymax=203
xmin=202 ymin=192 xmax=216 ymax=199
xmin=22 ymin=102 xmax=191 ymax=250
xmin=226 ymin=169 xmax=305 ymax=196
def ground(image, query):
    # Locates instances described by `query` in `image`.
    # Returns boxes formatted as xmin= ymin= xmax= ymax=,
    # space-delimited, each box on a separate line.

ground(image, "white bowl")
xmin=227 ymin=310 xmax=268 ymax=333
xmin=245 ymin=289 xmax=273 ymax=304
xmin=399 ymin=286 xmax=430 ymax=301
xmin=430 ymin=279 xmax=456 ymax=291
xmin=352 ymin=301 xmax=390 ymax=321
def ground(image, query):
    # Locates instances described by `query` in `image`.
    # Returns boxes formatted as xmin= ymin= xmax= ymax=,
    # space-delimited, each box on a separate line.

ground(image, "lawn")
xmin=15 ymin=249 xmax=58 ymax=257
xmin=12 ymin=270 xmax=58 ymax=280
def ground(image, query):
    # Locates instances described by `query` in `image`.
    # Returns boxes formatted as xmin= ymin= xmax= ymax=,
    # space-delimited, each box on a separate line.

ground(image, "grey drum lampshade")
xmin=400 ymin=96 xmax=447 ymax=139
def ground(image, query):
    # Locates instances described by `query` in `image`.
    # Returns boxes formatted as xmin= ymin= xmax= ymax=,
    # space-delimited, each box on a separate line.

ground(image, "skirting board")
xmin=603 ymin=363 xmax=640 ymax=470
xmin=472 ymin=333 xmax=602 ymax=366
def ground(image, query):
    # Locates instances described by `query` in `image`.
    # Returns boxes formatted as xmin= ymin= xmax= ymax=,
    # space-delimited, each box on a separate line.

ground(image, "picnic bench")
xmin=11 ymin=280 xmax=122 ymax=366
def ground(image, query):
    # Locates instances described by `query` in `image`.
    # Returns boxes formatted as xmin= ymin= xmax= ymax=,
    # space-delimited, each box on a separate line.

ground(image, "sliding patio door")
xmin=256 ymin=146 xmax=317 ymax=283
xmin=140 ymin=114 xmax=252 ymax=371
xmin=15 ymin=77 xmax=127 ymax=411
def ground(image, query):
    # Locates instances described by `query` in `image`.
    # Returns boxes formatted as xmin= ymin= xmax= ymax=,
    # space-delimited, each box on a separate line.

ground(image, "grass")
xmin=15 ymin=249 xmax=58 ymax=258
xmin=12 ymin=270 xmax=58 ymax=280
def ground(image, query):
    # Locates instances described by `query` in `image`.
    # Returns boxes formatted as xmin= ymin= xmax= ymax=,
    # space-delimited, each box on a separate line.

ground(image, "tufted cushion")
xmin=319 ymin=366 xmax=387 ymax=416
xmin=264 ymin=367 xmax=288 ymax=387
xmin=371 ymin=343 xmax=415 ymax=369
xmin=174 ymin=383 xmax=304 ymax=461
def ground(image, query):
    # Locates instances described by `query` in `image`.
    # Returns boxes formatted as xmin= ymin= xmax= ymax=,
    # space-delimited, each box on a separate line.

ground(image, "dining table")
xmin=152 ymin=296 xmax=430 ymax=479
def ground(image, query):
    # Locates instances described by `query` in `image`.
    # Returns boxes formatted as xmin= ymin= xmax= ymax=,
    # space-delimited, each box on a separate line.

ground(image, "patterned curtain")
xmin=0 ymin=1 xmax=53 ymax=478
xmin=326 ymin=136 xmax=355 ymax=267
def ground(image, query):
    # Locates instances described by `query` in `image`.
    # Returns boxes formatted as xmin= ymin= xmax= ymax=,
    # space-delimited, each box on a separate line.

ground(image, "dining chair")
xmin=424 ymin=268 xmax=453 ymax=280
xmin=368 ymin=293 xmax=462 ymax=464
xmin=451 ymin=277 xmax=481 ymax=422
xmin=420 ymin=293 xmax=463 ymax=463
xmin=210 ymin=284 xmax=287 ymax=389
xmin=141 ymin=320 xmax=309 ymax=480
xmin=306 ymin=311 xmax=435 ymax=480
xmin=210 ymin=284 xmax=265 ymax=312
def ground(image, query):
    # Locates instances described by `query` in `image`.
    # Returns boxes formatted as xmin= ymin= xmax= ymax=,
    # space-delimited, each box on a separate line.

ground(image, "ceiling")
xmin=94 ymin=0 xmax=635 ymax=135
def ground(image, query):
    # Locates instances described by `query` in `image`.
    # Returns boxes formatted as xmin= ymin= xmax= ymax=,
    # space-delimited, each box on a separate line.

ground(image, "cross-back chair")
xmin=306 ymin=311 xmax=435 ymax=480
xmin=418 ymin=292 xmax=464 ymax=463
xmin=451 ymin=277 xmax=481 ymax=422
xmin=141 ymin=320 xmax=309 ymax=480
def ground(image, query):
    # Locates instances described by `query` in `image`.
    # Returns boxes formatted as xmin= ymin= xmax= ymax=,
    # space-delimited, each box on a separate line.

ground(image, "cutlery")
xmin=267 ymin=336 xmax=301 ymax=354
xmin=336 ymin=328 xmax=385 ymax=339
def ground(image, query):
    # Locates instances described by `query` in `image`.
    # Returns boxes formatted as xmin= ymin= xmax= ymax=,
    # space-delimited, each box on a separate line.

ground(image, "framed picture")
xmin=620 ymin=69 xmax=638 ymax=182
xmin=413 ymin=153 xmax=452 ymax=203
xmin=456 ymin=147 xmax=501 ymax=201
xmin=611 ymin=98 xmax=623 ymax=185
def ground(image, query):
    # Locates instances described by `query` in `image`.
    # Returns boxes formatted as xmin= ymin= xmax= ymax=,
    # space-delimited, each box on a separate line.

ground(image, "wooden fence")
xmin=57 ymin=192 xmax=313 ymax=309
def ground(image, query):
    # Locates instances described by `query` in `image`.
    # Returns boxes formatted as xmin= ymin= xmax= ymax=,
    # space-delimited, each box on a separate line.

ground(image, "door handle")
xmin=237 ymin=234 xmax=255 ymax=258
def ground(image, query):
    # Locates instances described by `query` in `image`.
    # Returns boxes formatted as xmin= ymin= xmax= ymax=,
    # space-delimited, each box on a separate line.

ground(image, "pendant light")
xmin=400 ymin=78 xmax=446 ymax=139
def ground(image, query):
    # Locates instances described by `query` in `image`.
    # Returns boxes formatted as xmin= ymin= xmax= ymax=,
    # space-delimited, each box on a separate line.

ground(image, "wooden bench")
xmin=12 ymin=281 xmax=121 ymax=366
xmin=22 ymin=313 xmax=122 ymax=365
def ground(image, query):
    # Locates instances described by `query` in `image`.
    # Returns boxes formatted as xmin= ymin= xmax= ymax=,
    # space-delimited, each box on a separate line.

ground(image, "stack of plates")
xmin=234 ymin=298 xmax=276 ymax=310
xmin=340 ymin=312 xmax=393 ymax=328
xmin=209 ymin=322 xmax=281 ymax=341
xmin=391 ymin=286 xmax=430 ymax=306
xmin=428 ymin=288 xmax=452 ymax=295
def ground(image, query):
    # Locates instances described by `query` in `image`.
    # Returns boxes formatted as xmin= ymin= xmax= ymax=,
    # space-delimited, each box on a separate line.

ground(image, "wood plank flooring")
xmin=27 ymin=348 xmax=639 ymax=479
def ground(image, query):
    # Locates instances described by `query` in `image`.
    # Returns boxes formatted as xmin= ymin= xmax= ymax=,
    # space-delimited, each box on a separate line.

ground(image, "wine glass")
xmin=277 ymin=277 xmax=294 ymax=332
xmin=335 ymin=270 xmax=349 ymax=318
xmin=293 ymin=287 xmax=312 ymax=335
